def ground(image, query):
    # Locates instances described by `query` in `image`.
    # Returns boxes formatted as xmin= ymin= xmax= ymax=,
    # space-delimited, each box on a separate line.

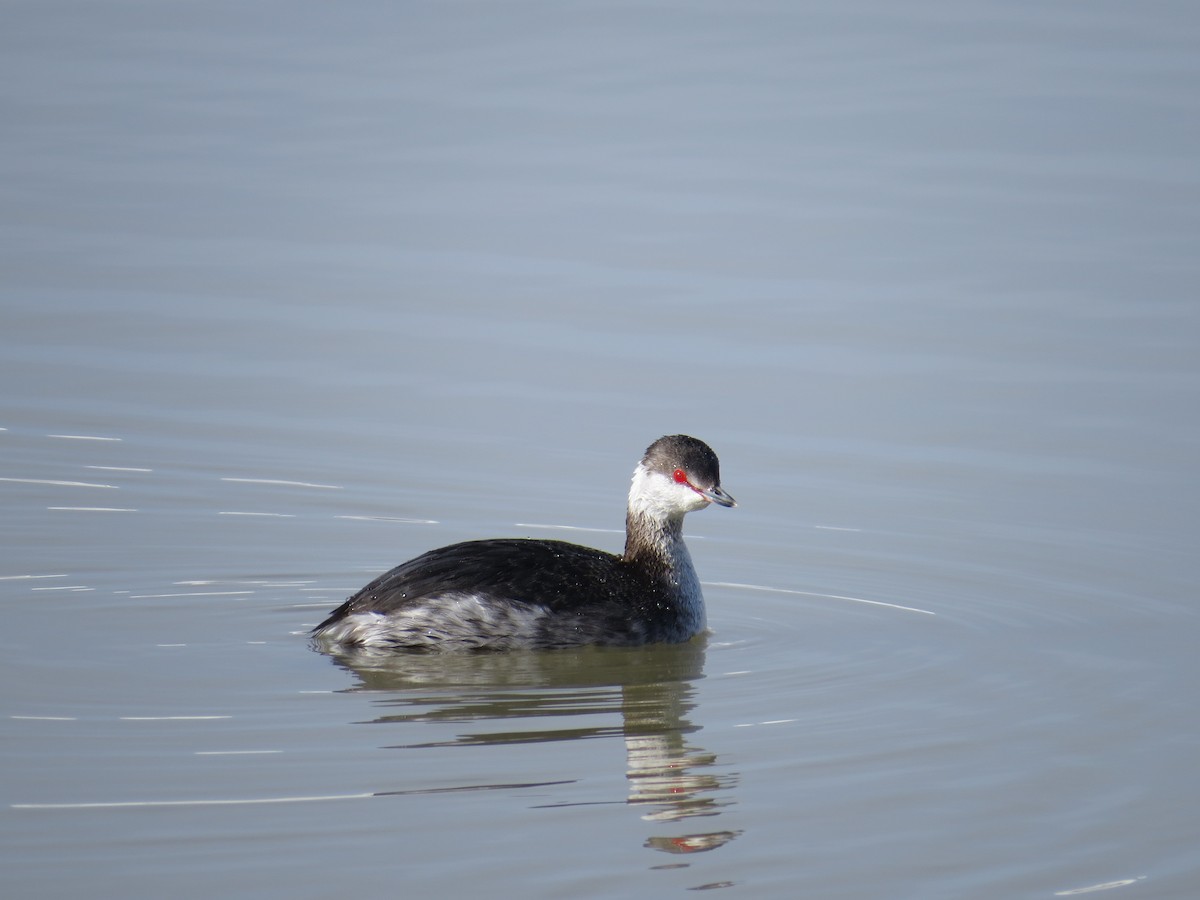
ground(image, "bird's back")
xmin=312 ymin=538 xmax=685 ymax=650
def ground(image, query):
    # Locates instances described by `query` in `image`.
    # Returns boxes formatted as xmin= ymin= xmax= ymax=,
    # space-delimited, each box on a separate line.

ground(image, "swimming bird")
xmin=312 ymin=434 xmax=735 ymax=651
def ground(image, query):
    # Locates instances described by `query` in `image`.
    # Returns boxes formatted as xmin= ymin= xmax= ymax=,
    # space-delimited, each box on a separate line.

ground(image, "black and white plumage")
xmin=311 ymin=434 xmax=735 ymax=651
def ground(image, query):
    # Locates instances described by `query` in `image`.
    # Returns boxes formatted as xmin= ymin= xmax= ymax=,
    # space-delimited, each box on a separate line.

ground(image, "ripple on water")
xmin=699 ymin=571 xmax=983 ymax=763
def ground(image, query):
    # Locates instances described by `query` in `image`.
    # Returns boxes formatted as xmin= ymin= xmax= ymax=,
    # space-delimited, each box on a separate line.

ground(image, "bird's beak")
xmin=700 ymin=485 xmax=736 ymax=508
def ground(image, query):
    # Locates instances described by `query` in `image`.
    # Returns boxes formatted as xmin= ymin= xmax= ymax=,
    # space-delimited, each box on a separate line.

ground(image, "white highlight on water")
xmin=218 ymin=511 xmax=296 ymax=517
xmin=0 ymin=477 xmax=117 ymax=489
xmin=1054 ymin=878 xmax=1146 ymax=896
xmin=12 ymin=792 xmax=374 ymax=810
xmin=195 ymin=750 xmax=283 ymax=756
xmin=221 ymin=477 xmax=342 ymax=489
xmin=119 ymin=720 xmax=234 ymax=724
xmin=707 ymin=581 xmax=936 ymax=616
xmin=46 ymin=434 xmax=122 ymax=441
xmin=514 ymin=522 xmax=624 ymax=535
xmin=129 ymin=591 xmax=255 ymax=599
xmin=334 ymin=515 xmax=439 ymax=524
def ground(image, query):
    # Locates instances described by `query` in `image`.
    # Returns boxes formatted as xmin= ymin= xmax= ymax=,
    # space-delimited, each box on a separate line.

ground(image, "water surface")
xmin=3 ymin=1 xmax=1198 ymax=897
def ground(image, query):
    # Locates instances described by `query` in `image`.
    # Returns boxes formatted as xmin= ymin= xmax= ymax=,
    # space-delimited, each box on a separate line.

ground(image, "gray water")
xmin=3 ymin=2 xmax=1198 ymax=897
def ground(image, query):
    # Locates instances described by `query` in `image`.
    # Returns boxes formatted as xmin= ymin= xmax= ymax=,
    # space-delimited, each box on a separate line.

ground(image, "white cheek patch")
xmin=627 ymin=463 xmax=709 ymax=521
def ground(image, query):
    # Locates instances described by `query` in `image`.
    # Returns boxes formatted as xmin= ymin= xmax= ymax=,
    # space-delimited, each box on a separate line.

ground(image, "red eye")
xmin=673 ymin=468 xmax=689 ymax=484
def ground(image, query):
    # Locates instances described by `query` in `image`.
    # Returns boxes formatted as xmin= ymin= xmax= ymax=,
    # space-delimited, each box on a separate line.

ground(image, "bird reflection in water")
xmin=319 ymin=637 xmax=740 ymax=855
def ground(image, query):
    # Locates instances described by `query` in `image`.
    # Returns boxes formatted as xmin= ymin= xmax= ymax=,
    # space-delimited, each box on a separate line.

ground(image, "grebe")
xmin=312 ymin=435 xmax=735 ymax=651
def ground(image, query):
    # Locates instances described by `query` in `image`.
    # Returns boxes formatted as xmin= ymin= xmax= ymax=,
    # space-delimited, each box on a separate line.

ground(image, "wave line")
xmin=707 ymin=581 xmax=936 ymax=616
